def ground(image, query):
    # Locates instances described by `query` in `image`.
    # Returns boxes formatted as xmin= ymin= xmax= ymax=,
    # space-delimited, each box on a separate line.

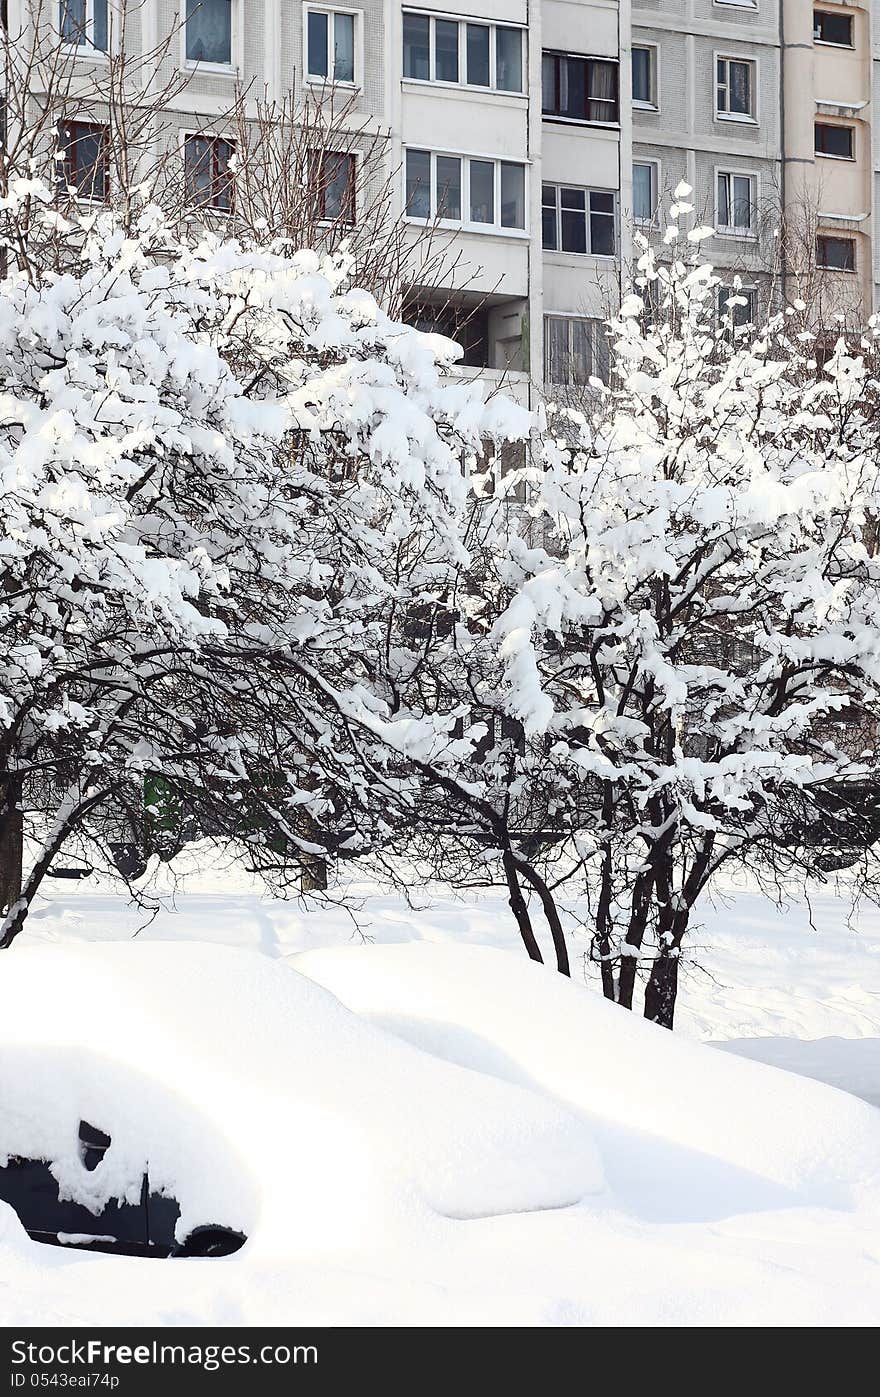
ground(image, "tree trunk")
xmin=643 ymin=949 xmax=678 ymax=1030
xmin=502 ymin=848 xmax=543 ymax=964
xmin=0 ymin=783 xmax=23 ymax=916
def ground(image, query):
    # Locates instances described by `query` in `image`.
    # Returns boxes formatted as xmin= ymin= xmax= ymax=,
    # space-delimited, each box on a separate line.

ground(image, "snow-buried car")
xmin=0 ymin=941 xmax=601 ymax=1259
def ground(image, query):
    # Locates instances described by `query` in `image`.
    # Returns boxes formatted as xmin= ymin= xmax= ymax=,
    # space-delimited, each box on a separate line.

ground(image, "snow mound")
xmin=0 ymin=943 xmax=601 ymax=1257
xmin=295 ymin=944 xmax=880 ymax=1215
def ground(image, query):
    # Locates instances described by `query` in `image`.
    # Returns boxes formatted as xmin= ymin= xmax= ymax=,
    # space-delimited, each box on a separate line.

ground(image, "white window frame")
xmin=541 ymin=182 xmax=617 ymax=258
xmin=401 ymin=11 xmax=526 ymax=96
xmin=57 ymin=0 xmax=117 ymax=58
xmin=714 ymin=167 xmax=759 ymax=238
xmin=543 ymin=314 xmax=609 ymax=386
xmin=181 ymin=0 xmax=239 ymax=76
xmin=304 ymin=5 xmax=363 ymax=88
xmin=632 ymin=158 xmax=660 ymax=225
xmin=403 ymin=147 xmax=528 ymax=236
xmin=714 ymin=0 xmax=758 ymax=10
xmin=631 ymin=43 xmax=659 ymax=111
xmin=813 ymin=8 xmax=855 ymax=48
xmin=715 ymin=53 xmax=758 ymax=125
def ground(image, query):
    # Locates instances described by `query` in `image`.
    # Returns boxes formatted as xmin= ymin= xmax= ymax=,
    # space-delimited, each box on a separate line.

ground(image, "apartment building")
xmin=7 ymin=0 xmax=627 ymax=405
xmin=630 ymin=0 xmax=784 ymax=324
xmin=9 ymin=0 xmax=879 ymax=408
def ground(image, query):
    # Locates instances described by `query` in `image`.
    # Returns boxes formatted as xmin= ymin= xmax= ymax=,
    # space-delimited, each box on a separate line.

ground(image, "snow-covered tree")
xmin=492 ymin=222 xmax=880 ymax=1025
xmin=0 ymin=190 xmax=527 ymax=942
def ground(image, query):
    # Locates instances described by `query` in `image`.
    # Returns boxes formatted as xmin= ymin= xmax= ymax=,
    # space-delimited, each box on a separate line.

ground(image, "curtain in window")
xmin=186 ymin=0 xmax=232 ymax=64
xmin=729 ymin=62 xmax=750 ymax=115
xmin=60 ymin=0 xmax=86 ymax=43
xmin=61 ymin=0 xmax=106 ymax=48
xmin=544 ymin=317 xmax=569 ymax=384
xmin=496 ymin=28 xmax=522 ymax=92
xmin=587 ymin=61 xmax=617 ymax=122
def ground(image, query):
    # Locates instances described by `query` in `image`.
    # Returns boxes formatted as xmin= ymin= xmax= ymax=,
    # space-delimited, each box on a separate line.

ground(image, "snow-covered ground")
xmin=2 ymin=849 xmax=879 ymax=1326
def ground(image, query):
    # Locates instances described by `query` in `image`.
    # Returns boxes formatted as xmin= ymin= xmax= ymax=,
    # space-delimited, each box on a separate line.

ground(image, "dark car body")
xmin=0 ymin=1120 xmax=245 ymax=1258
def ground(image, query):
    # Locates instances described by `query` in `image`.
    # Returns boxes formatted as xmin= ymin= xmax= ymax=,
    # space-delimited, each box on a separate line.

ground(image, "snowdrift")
xmin=295 ymin=943 xmax=880 ymax=1216
xmin=0 ymin=943 xmax=601 ymax=1257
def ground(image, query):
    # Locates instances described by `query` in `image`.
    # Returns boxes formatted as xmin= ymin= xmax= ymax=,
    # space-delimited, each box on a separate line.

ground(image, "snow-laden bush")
xmin=0 ymin=197 xmax=528 ymax=941
xmin=495 ymin=235 xmax=880 ymax=1023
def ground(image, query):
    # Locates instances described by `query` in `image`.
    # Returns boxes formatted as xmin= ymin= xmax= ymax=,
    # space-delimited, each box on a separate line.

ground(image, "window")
xmin=716 ymin=57 xmax=755 ymax=121
xmin=405 ymin=149 xmax=526 ymax=230
xmin=402 ymin=13 xmax=523 ymax=93
xmin=717 ymin=171 xmax=756 ymax=234
xmin=814 ymin=10 xmax=853 ymax=46
xmin=632 ymin=161 xmax=657 ymax=222
xmin=815 ymin=122 xmax=854 ymax=159
xmin=185 ymin=0 xmax=232 ymax=66
xmin=309 ymin=150 xmax=356 ymax=222
xmin=542 ymin=52 xmax=619 ymax=124
xmin=816 ymin=234 xmax=855 ymax=270
xmin=59 ymin=0 xmax=108 ymax=51
xmin=718 ymin=286 xmax=757 ymax=331
xmin=58 ymin=120 xmax=109 ymax=199
xmin=544 ymin=316 xmax=609 ymax=385
xmin=631 ymin=45 xmax=656 ymax=107
xmin=542 ymin=184 xmax=615 ymax=256
xmin=306 ymin=9 xmax=356 ymax=83
xmin=184 ymin=134 xmax=234 ymax=211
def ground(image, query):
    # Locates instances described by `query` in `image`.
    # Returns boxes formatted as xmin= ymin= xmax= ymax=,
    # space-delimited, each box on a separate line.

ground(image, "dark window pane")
xmin=435 ymin=19 xmax=459 ymax=82
xmin=307 ymin=10 xmax=328 ymax=76
xmin=405 ymin=148 xmax=431 ymax=217
xmin=496 ymin=27 xmax=522 ymax=92
xmin=814 ymin=10 xmax=853 ymax=45
xmin=632 ymin=46 xmax=652 ymax=103
xmin=93 ymin=0 xmax=107 ymax=50
xmin=467 ymin=24 xmax=490 ymax=86
xmin=542 ymin=205 xmax=557 ymax=250
xmin=590 ymin=210 xmax=615 ymax=255
xmin=403 ymin=13 xmax=429 ymax=79
xmin=563 ymin=57 xmax=587 ymax=118
xmin=632 ymin=162 xmax=653 ymax=220
xmin=436 ymin=154 xmax=461 ymax=219
xmin=334 ymin=12 xmax=355 ymax=82
xmin=500 ymin=162 xmax=525 ymax=228
xmin=323 ymin=152 xmax=354 ymax=221
xmin=59 ymin=0 xmax=85 ymax=43
xmin=469 ymin=159 xmax=494 ymax=222
xmin=815 ymin=123 xmax=854 ymax=158
xmin=542 ymin=53 xmax=557 ymax=111
xmin=561 ymin=208 xmax=587 ymax=252
xmin=728 ymin=61 xmax=751 ymax=115
xmin=560 ymin=187 xmax=585 ymax=211
xmin=60 ymin=121 xmax=108 ymax=199
xmin=816 ymin=235 xmax=855 ymax=270
xmin=186 ymin=0 xmax=231 ymax=64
